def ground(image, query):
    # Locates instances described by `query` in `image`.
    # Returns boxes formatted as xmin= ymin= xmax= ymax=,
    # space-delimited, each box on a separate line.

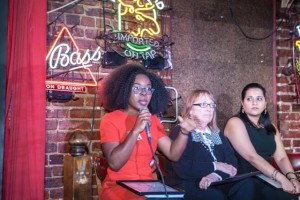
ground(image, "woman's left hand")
xmin=199 ymin=173 xmax=219 ymax=190
xmin=290 ymin=178 xmax=300 ymax=194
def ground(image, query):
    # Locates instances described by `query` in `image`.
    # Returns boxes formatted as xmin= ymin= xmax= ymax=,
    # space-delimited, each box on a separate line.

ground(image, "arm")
xmin=165 ymin=125 xmax=216 ymax=180
xmin=158 ymin=116 xmax=196 ymax=161
xmin=224 ymin=117 xmax=296 ymax=193
xmin=272 ymin=127 xmax=300 ymax=192
xmin=101 ymin=109 xmax=150 ymax=171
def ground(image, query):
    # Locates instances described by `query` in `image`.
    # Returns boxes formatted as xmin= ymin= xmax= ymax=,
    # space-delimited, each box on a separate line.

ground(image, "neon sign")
xmin=104 ymin=0 xmax=165 ymax=60
xmin=46 ymin=27 xmax=100 ymax=89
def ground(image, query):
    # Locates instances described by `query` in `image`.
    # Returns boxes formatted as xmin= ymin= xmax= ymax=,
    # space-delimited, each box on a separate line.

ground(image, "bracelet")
xmin=271 ymin=169 xmax=279 ymax=181
xmin=180 ymin=130 xmax=189 ymax=136
xmin=286 ymin=172 xmax=295 ymax=178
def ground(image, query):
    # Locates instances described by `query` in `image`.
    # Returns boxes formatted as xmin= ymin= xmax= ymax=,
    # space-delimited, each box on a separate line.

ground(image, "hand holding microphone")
xmin=139 ymin=107 xmax=152 ymax=140
xmin=131 ymin=107 xmax=152 ymax=136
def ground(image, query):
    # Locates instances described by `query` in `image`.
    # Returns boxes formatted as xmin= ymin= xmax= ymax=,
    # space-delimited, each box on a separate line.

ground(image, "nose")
xmin=140 ymin=88 xmax=147 ymax=95
xmin=252 ymin=99 xmax=258 ymax=105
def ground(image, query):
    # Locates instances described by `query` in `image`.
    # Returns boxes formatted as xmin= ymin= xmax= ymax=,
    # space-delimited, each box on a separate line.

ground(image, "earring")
xmin=264 ymin=108 xmax=267 ymax=115
xmin=242 ymin=108 xmax=244 ymax=113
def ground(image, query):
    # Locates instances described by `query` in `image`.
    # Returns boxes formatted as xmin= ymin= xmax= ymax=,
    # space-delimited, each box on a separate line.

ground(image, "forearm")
xmin=105 ymin=130 xmax=140 ymax=171
xmin=168 ymin=131 xmax=189 ymax=161
xmin=247 ymin=155 xmax=281 ymax=178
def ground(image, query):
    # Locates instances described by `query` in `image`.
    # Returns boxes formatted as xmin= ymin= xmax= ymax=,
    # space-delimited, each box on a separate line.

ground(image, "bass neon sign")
xmin=46 ymin=27 xmax=100 ymax=89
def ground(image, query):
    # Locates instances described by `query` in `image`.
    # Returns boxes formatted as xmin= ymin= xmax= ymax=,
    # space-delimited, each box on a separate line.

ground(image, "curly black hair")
xmin=99 ymin=63 xmax=169 ymax=114
xmin=237 ymin=82 xmax=276 ymax=135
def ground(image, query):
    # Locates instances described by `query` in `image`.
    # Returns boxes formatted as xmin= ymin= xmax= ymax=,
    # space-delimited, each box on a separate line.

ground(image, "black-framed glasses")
xmin=193 ymin=103 xmax=217 ymax=108
xmin=132 ymin=86 xmax=155 ymax=95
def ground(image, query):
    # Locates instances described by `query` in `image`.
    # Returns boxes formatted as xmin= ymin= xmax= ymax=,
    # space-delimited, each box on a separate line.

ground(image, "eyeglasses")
xmin=193 ymin=103 xmax=217 ymax=108
xmin=132 ymin=86 xmax=155 ymax=95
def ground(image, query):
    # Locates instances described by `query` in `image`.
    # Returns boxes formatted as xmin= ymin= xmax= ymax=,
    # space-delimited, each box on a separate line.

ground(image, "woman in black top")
xmin=166 ymin=89 xmax=254 ymax=200
xmin=224 ymin=83 xmax=300 ymax=199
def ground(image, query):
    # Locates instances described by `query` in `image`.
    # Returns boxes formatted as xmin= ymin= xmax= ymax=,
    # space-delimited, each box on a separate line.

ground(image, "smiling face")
xmin=190 ymin=94 xmax=215 ymax=129
xmin=242 ymin=87 xmax=267 ymax=118
xmin=125 ymin=74 xmax=153 ymax=114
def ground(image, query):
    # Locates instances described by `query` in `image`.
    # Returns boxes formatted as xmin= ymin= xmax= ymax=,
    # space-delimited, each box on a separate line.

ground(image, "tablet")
xmin=211 ymin=171 xmax=261 ymax=185
xmin=116 ymin=180 xmax=185 ymax=199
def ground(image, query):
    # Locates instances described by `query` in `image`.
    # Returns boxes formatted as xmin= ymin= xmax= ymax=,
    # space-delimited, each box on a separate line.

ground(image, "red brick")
xmin=45 ymin=177 xmax=64 ymax=188
xmin=66 ymin=14 xmax=80 ymax=25
xmin=47 ymin=132 xmax=67 ymax=142
xmin=49 ymin=154 xmax=64 ymax=165
xmin=277 ymin=49 xmax=292 ymax=57
xmin=86 ymin=8 xmax=101 ymax=17
xmin=277 ymin=39 xmax=291 ymax=49
xmin=81 ymin=16 xmax=95 ymax=27
xmin=293 ymin=140 xmax=300 ymax=148
xmin=282 ymin=139 xmax=292 ymax=147
xmin=292 ymin=104 xmax=300 ymax=112
xmin=277 ymin=84 xmax=295 ymax=93
xmin=277 ymin=104 xmax=291 ymax=112
xmin=49 ymin=188 xmax=64 ymax=199
xmin=85 ymin=29 xmax=98 ymax=39
xmin=277 ymin=95 xmax=295 ymax=103
xmin=285 ymin=130 xmax=300 ymax=139
xmin=45 ymin=167 xmax=52 ymax=178
xmin=290 ymin=121 xmax=300 ymax=129
xmin=46 ymin=142 xmax=58 ymax=153
xmin=52 ymin=166 xmax=64 ymax=176
xmin=58 ymin=119 xmax=91 ymax=130
xmin=46 ymin=119 xmax=58 ymax=130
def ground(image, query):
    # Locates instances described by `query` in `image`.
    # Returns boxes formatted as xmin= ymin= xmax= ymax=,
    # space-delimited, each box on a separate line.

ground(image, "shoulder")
xmin=224 ymin=117 xmax=247 ymax=137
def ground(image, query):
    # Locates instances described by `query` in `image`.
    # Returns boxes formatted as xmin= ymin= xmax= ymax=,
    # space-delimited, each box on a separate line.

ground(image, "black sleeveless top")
xmin=235 ymin=119 xmax=276 ymax=174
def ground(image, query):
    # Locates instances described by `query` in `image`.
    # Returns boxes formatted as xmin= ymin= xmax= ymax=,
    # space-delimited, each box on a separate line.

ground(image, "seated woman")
xmin=224 ymin=82 xmax=300 ymax=199
xmin=98 ymin=64 xmax=196 ymax=200
xmin=165 ymin=89 xmax=254 ymax=200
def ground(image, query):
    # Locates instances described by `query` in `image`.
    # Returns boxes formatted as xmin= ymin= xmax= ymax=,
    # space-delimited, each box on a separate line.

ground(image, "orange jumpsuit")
xmin=99 ymin=110 xmax=166 ymax=200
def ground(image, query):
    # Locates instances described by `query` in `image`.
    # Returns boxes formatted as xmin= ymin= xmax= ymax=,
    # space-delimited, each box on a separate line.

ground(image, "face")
xmin=242 ymin=88 xmax=266 ymax=117
xmin=190 ymin=94 xmax=215 ymax=127
xmin=126 ymin=74 xmax=153 ymax=114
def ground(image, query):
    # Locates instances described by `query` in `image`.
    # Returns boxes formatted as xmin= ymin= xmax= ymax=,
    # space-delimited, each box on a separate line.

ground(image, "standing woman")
xmin=224 ymin=83 xmax=300 ymax=199
xmin=165 ymin=89 xmax=254 ymax=200
xmin=98 ymin=63 xmax=196 ymax=200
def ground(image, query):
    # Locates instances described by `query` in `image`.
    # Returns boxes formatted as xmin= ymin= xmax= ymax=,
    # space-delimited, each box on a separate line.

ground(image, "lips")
xmin=139 ymin=99 xmax=148 ymax=106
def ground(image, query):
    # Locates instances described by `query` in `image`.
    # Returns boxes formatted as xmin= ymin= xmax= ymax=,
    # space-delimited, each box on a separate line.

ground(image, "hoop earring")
xmin=242 ymin=108 xmax=245 ymax=113
xmin=264 ymin=108 xmax=267 ymax=115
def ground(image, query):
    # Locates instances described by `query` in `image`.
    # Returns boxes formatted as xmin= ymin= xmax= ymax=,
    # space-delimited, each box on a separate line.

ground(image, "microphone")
xmin=140 ymin=107 xmax=151 ymax=140
xmin=145 ymin=123 xmax=151 ymax=140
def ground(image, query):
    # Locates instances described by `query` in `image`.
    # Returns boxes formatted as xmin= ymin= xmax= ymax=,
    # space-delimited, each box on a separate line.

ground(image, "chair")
xmin=94 ymin=156 xmax=109 ymax=188
xmin=271 ymin=153 xmax=300 ymax=172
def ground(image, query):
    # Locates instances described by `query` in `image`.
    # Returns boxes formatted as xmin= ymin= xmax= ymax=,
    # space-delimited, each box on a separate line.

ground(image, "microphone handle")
xmin=145 ymin=123 xmax=151 ymax=139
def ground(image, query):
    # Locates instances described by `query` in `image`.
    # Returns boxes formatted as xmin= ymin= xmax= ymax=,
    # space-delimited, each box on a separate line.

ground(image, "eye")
xmin=132 ymin=86 xmax=141 ymax=91
xmin=246 ymin=97 xmax=253 ymax=101
xmin=257 ymin=97 xmax=263 ymax=101
xmin=145 ymin=87 xmax=152 ymax=91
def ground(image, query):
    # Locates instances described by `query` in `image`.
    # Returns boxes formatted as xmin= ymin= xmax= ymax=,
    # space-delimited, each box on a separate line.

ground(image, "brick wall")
xmin=45 ymin=0 xmax=172 ymax=199
xmin=276 ymin=2 xmax=300 ymax=152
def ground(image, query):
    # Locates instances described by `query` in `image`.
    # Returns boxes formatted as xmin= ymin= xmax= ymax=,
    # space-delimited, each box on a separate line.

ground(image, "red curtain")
xmin=4 ymin=0 xmax=46 ymax=199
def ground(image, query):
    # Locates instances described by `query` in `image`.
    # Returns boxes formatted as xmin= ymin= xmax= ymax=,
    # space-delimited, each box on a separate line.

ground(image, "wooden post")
xmin=64 ymin=154 xmax=93 ymax=200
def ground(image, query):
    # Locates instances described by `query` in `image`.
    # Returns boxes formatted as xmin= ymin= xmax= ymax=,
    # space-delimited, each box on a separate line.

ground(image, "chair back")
xmin=94 ymin=156 xmax=108 ymax=183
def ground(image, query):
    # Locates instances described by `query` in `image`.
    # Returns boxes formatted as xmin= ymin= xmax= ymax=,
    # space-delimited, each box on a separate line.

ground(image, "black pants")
xmin=251 ymin=177 xmax=298 ymax=200
xmin=180 ymin=178 xmax=255 ymax=200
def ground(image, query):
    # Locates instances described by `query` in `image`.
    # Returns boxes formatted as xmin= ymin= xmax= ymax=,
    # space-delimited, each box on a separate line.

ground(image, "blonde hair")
xmin=182 ymin=89 xmax=219 ymax=132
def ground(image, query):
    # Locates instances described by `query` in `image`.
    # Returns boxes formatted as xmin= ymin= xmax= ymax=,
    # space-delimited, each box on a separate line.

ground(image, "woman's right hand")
xmin=278 ymin=175 xmax=298 ymax=194
xmin=215 ymin=162 xmax=237 ymax=177
xmin=132 ymin=109 xmax=152 ymax=134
